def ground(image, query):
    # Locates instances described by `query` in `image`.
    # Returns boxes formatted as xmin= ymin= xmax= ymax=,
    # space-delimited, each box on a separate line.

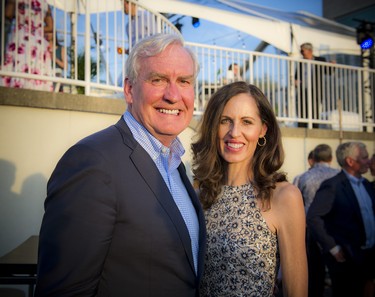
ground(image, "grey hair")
xmin=336 ymin=142 xmax=366 ymax=167
xmin=301 ymin=42 xmax=313 ymax=50
xmin=125 ymin=33 xmax=200 ymax=84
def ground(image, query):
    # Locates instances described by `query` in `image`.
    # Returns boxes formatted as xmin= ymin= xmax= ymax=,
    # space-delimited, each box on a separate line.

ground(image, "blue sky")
xmin=173 ymin=1 xmax=323 ymax=51
xmin=249 ymin=0 xmax=321 ymax=15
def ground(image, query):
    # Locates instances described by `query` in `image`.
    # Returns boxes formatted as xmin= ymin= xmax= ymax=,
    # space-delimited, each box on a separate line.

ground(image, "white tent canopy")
xmin=138 ymin=0 xmax=360 ymax=56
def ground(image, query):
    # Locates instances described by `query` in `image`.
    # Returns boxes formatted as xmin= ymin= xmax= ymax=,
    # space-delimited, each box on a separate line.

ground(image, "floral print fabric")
xmin=200 ymin=183 xmax=280 ymax=297
xmin=1 ymin=0 xmax=53 ymax=91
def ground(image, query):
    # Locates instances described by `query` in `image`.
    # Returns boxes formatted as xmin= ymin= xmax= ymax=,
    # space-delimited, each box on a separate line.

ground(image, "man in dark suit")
xmin=35 ymin=33 xmax=206 ymax=297
xmin=307 ymin=142 xmax=375 ymax=297
xmin=295 ymin=42 xmax=331 ymax=128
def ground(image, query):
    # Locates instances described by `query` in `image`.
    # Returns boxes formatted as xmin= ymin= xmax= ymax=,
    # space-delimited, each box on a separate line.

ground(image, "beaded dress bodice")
xmin=200 ymin=183 xmax=280 ymax=297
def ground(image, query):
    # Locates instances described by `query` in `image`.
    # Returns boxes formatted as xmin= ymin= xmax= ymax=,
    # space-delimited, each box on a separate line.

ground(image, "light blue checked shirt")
xmin=297 ymin=163 xmax=339 ymax=213
xmin=123 ymin=111 xmax=199 ymax=273
xmin=344 ymin=170 xmax=375 ymax=249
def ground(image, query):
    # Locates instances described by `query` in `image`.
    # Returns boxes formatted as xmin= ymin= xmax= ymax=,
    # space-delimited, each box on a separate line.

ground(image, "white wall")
xmin=0 ymin=105 xmax=198 ymax=256
xmin=0 ymin=104 xmax=374 ymax=258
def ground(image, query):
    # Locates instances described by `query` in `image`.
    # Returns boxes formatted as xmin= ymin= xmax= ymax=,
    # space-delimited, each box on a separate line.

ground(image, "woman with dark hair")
xmin=192 ymin=81 xmax=307 ymax=297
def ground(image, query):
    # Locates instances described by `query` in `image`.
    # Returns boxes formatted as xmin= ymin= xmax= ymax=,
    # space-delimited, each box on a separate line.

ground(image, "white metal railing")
xmin=0 ymin=0 xmax=374 ymax=132
xmin=0 ymin=0 xmax=180 ymax=95
xmin=188 ymin=41 xmax=375 ymax=132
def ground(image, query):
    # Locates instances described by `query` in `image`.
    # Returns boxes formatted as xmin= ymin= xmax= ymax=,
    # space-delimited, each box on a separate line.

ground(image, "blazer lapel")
xmin=340 ymin=173 xmax=368 ymax=224
xmin=340 ymin=173 xmax=375 ymax=244
xmin=115 ymin=118 xmax=197 ymax=274
xmin=363 ymin=180 xmax=375 ymax=215
xmin=178 ymin=165 xmax=207 ymax=279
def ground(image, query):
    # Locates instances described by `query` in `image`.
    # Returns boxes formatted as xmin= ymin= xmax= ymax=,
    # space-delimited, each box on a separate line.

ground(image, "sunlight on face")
xmin=218 ymin=93 xmax=267 ymax=169
xmin=124 ymin=44 xmax=195 ymax=147
xmin=352 ymin=147 xmax=370 ymax=176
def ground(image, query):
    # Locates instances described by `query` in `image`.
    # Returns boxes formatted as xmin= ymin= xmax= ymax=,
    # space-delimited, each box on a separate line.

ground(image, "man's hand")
xmin=331 ymin=246 xmax=346 ymax=263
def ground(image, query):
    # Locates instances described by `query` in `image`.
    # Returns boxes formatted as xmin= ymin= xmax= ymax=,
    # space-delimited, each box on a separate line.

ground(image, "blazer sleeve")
xmin=36 ymin=143 xmax=117 ymax=297
xmin=306 ymin=179 xmax=337 ymax=253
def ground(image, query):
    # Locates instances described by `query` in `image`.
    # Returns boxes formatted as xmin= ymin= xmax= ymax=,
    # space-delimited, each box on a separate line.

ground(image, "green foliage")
xmin=76 ymin=51 xmax=98 ymax=94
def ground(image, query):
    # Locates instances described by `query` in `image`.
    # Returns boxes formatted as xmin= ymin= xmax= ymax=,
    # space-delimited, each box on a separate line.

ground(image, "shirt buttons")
xmin=161 ymin=147 xmax=168 ymax=154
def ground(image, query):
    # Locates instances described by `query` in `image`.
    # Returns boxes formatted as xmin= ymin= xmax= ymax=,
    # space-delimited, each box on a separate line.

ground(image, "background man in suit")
xmin=307 ymin=142 xmax=375 ymax=297
xmin=295 ymin=42 xmax=331 ymax=128
xmin=35 ymin=33 xmax=206 ymax=297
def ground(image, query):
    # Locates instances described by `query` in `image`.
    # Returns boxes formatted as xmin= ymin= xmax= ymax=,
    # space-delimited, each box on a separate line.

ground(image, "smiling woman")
xmin=192 ymin=81 xmax=308 ymax=297
xmin=217 ymin=93 xmax=267 ymax=169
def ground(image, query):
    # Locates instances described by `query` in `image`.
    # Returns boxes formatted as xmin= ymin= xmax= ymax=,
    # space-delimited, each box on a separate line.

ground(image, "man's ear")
xmin=124 ymin=78 xmax=133 ymax=105
xmin=345 ymin=156 xmax=355 ymax=167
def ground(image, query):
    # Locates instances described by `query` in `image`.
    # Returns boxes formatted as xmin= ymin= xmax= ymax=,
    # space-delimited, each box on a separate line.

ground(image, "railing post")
xmin=362 ymin=48 xmax=373 ymax=132
xmin=337 ymin=98 xmax=343 ymax=143
xmin=357 ymin=69 xmax=364 ymax=131
xmin=249 ymin=52 xmax=254 ymax=83
xmin=307 ymin=62 xmax=313 ymax=128
xmin=85 ymin=0 xmax=91 ymax=96
xmin=289 ymin=60 xmax=296 ymax=126
xmin=70 ymin=10 xmax=77 ymax=94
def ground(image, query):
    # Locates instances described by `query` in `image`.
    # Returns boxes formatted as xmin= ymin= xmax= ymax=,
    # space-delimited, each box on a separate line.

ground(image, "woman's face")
xmin=217 ymin=93 xmax=267 ymax=168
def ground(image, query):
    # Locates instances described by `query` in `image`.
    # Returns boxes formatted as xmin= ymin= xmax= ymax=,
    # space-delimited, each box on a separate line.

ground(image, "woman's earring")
xmin=257 ymin=136 xmax=266 ymax=147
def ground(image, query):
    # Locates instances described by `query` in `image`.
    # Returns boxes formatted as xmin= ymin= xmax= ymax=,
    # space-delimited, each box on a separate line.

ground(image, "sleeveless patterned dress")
xmin=200 ymin=183 xmax=280 ymax=297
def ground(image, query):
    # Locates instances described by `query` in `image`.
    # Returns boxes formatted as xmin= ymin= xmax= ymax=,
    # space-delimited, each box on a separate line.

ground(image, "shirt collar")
xmin=343 ymin=169 xmax=364 ymax=186
xmin=313 ymin=162 xmax=331 ymax=168
xmin=123 ymin=111 xmax=185 ymax=162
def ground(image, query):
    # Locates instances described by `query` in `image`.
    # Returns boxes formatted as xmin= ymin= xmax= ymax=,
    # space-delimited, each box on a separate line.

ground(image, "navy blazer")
xmin=307 ymin=170 xmax=375 ymax=262
xmin=36 ymin=118 xmax=206 ymax=297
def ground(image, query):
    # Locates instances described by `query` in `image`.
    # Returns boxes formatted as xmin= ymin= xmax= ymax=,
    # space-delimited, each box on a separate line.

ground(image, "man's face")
xmin=350 ymin=147 xmax=370 ymax=177
xmin=300 ymin=47 xmax=313 ymax=59
xmin=124 ymin=44 xmax=195 ymax=147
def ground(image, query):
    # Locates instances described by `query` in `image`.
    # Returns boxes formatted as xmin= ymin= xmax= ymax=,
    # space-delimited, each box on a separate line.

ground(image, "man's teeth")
xmin=227 ymin=143 xmax=243 ymax=149
xmin=158 ymin=109 xmax=179 ymax=115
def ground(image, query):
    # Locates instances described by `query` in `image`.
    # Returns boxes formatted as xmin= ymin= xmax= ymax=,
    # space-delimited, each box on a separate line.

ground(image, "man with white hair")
xmin=307 ymin=142 xmax=375 ymax=297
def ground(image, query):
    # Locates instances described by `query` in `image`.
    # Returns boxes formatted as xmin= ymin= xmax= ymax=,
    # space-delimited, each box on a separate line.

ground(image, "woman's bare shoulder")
xmin=270 ymin=182 xmax=305 ymax=234
xmin=273 ymin=181 xmax=303 ymax=209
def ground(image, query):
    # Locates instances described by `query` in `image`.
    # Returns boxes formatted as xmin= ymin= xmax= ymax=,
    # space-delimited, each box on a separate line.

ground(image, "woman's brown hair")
xmin=191 ymin=81 xmax=286 ymax=210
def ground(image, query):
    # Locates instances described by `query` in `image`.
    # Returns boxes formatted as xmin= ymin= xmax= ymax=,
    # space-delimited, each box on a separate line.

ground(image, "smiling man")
xmin=36 ymin=34 xmax=206 ymax=297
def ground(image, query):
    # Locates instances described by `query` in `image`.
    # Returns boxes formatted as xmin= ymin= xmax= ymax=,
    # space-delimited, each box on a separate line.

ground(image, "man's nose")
xmin=164 ymin=82 xmax=181 ymax=103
